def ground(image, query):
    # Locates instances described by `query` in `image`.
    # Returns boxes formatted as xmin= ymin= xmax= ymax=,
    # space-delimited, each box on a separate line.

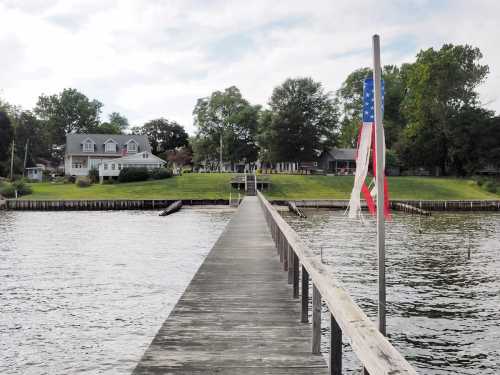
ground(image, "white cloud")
xmin=0 ymin=0 xmax=498 ymax=133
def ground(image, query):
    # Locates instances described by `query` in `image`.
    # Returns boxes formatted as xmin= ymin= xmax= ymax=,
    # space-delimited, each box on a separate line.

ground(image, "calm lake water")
xmin=283 ymin=210 xmax=500 ymax=374
xmin=0 ymin=208 xmax=232 ymax=374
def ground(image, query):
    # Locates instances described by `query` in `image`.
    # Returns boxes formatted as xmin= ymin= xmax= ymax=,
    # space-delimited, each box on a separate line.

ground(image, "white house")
xmin=64 ymin=134 xmax=153 ymax=176
xmin=98 ymin=151 xmax=166 ymax=183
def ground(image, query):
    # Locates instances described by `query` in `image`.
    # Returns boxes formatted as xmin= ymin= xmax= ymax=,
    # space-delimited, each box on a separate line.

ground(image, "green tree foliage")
xmin=34 ymin=88 xmax=103 ymax=144
xmin=193 ymin=86 xmax=260 ymax=167
xmin=96 ymin=112 xmax=130 ymax=134
xmin=262 ymin=77 xmax=338 ymax=162
xmin=0 ymin=110 xmax=14 ymax=176
xmin=141 ymin=118 xmax=189 ymax=154
xmin=399 ymin=44 xmax=489 ymax=174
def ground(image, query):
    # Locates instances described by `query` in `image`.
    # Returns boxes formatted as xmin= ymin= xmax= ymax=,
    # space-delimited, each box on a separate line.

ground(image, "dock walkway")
xmin=133 ymin=196 xmax=328 ymax=374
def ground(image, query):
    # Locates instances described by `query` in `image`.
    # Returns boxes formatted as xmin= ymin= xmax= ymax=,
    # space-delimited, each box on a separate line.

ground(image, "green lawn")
xmin=23 ymin=174 xmax=499 ymax=200
xmin=24 ymin=174 xmax=237 ymax=200
xmin=265 ymin=175 xmax=499 ymax=200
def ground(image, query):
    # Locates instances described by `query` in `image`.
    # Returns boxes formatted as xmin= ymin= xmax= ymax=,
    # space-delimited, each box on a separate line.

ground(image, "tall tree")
xmin=399 ymin=44 xmax=489 ymax=174
xmin=142 ymin=118 xmax=189 ymax=154
xmin=34 ymin=88 xmax=103 ymax=144
xmin=0 ymin=110 xmax=14 ymax=177
xmin=193 ymin=86 xmax=260 ymax=168
xmin=261 ymin=77 xmax=338 ymax=162
xmin=96 ymin=112 xmax=130 ymax=134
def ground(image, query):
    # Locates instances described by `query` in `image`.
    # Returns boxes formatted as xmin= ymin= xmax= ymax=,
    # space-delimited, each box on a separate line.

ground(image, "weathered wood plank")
xmin=134 ymin=197 xmax=328 ymax=374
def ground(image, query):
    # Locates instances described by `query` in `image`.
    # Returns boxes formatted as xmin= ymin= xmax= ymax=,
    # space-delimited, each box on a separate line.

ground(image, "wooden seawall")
xmin=133 ymin=196 xmax=329 ymax=374
xmin=134 ymin=195 xmax=417 ymax=374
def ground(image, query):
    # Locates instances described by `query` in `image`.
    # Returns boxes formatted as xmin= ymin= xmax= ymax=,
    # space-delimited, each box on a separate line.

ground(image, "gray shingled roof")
xmin=329 ymin=148 xmax=356 ymax=160
xmin=66 ymin=134 xmax=151 ymax=155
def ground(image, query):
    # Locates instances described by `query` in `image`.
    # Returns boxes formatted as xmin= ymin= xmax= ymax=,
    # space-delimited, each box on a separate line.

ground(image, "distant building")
xmin=25 ymin=165 xmax=45 ymax=181
xmin=319 ymin=148 xmax=356 ymax=174
xmin=98 ymin=151 xmax=166 ymax=183
xmin=64 ymin=134 xmax=154 ymax=176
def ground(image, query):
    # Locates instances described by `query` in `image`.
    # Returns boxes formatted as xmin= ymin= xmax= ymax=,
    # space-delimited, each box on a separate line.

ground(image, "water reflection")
xmin=284 ymin=210 xmax=500 ymax=375
xmin=0 ymin=208 xmax=232 ymax=374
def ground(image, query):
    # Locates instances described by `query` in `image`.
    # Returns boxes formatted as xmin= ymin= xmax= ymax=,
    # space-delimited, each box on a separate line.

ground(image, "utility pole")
xmin=9 ymin=138 xmax=15 ymax=180
xmin=23 ymin=138 xmax=29 ymax=177
xmin=372 ymin=34 xmax=386 ymax=336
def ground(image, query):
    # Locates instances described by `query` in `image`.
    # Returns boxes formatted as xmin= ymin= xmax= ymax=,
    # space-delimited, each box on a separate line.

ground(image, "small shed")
xmin=26 ymin=166 xmax=44 ymax=181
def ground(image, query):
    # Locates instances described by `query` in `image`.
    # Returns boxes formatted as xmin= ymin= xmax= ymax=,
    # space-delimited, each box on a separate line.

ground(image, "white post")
xmin=373 ymin=34 xmax=386 ymax=336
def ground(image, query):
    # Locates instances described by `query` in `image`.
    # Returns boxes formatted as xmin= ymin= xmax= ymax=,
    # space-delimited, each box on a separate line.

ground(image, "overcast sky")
xmin=1 ymin=0 xmax=499 ymax=134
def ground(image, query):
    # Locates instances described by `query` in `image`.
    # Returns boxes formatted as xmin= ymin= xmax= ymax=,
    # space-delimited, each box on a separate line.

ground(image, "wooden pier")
xmin=134 ymin=195 xmax=417 ymax=374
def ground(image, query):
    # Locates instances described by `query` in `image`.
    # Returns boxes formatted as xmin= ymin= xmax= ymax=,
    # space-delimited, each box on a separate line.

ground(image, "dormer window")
xmin=83 ymin=139 xmax=94 ymax=152
xmin=126 ymin=140 xmax=138 ymax=153
xmin=142 ymin=152 xmax=149 ymax=158
xmin=104 ymin=139 xmax=117 ymax=153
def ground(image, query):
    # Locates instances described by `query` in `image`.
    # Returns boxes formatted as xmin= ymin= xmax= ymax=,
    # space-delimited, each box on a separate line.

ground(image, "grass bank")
xmin=21 ymin=174 xmax=499 ymax=201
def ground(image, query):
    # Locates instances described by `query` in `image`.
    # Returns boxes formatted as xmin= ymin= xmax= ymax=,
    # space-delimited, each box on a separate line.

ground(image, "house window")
xmin=142 ymin=152 xmax=148 ymax=158
xmin=104 ymin=164 xmax=108 ymax=170
xmin=118 ymin=164 xmax=122 ymax=170
xmin=127 ymin=141 xmax=137 ymax=153
xmin=105 ymin=142 xmax=116 ymax=152
xmin=111 ymin=164 xmax=115 ymax=170
xmin=83 ymin=140 xmax=94 ymax=152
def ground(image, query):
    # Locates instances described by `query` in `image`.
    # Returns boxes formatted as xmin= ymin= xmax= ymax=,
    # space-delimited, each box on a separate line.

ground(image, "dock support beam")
xmin=312 ymin=284 xmax=321 ymax=354
xmin=329 ymin=314 xmax=342 ymax=374
xmin=301 ymin=266 xmax=309 ymax=323
xmin=293 ymin=253 xmax=299 ymax=298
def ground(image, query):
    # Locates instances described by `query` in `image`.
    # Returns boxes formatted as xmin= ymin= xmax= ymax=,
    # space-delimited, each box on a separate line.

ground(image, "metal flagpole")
xmin=372 ymin=34 xmax=386 ymax=336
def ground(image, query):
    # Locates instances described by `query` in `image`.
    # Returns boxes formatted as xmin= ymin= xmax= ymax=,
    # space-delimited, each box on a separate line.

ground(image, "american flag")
xmin=363 ymin=78 xmax=385 ymax=123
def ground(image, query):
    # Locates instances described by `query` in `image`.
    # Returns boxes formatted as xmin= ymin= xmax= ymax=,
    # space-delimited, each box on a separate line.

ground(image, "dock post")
xmin=329 ymin=313 xmax=342 ymax=375
xmin=283 ymin=241 xmax=289 ymax=271
xmin=293 ymin=252 xmax=299 ymax=298
xmin=301 ymin=265 xmax=309 ymax=323
xmin=288 ymin=245 xmax=293 ymax=284
xmin=312 ymin=284 xmax=321 ymax=354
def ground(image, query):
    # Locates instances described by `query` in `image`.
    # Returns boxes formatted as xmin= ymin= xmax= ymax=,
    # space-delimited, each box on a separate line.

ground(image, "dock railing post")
xmin=301 ymin=266 xmax=309 ymax=323
xmin=329 ymin=313 xmax=342 ymax=375
xmin=293 ymin=252 xmax=299 ymax=298
xmin=312 ymin=284 xmax=321 ymax=354
xmin=288 ymin=245 xmax=293 ymax=284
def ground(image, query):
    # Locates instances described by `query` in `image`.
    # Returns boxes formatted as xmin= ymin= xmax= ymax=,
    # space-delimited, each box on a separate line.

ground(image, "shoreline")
xmin=3 ymin=198 xmax=500 ymax=211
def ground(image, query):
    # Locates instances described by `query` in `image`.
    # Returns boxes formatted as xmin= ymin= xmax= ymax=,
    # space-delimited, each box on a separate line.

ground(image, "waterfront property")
xmin=64 ymin=133 xmax=153 ymax=177
xmin=98 ymin=151 xmax=166 ymax=183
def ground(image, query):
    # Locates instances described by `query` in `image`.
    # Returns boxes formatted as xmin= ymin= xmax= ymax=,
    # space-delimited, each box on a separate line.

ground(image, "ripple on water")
xmin=283 ymin=210 xmax=500 ymax=375
xmin=0 ymin=209 xmax=231 ymax=374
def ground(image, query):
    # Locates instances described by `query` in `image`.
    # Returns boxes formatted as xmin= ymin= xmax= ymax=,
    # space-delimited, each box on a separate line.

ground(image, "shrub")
xmin=0 ymin=180 xmax=32 ymax=198
xmin=12 ymin=180 xmax=33 ymax=196
xmin=150 ymin=168 xmax=173 ymax=180
xmin=64 ymin=175 xmax=76 ymax=184
xmin=88 ymin=168 xmax=99 ymax=184
xmin=118 ymin=167 xmax=149 ymax=182
xmin=182 ymin=169 xmax=192 ymax=174
xmin=76 ymin=176 xmax=91 ymax=188
xmin=102 ymin=178 xmax=115 ymax=185
xmin=475 ymin=176 xmax=486 ymax=187
xmin=0 ymin=183 xmax=16 ymax=198
xmin=483 ymin=180 xmax=497 ymax=194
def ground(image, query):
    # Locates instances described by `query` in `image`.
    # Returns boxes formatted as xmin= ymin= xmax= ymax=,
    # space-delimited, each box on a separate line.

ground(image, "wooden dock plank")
xmin=133 ymin=196 xmax=328 ymax=374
